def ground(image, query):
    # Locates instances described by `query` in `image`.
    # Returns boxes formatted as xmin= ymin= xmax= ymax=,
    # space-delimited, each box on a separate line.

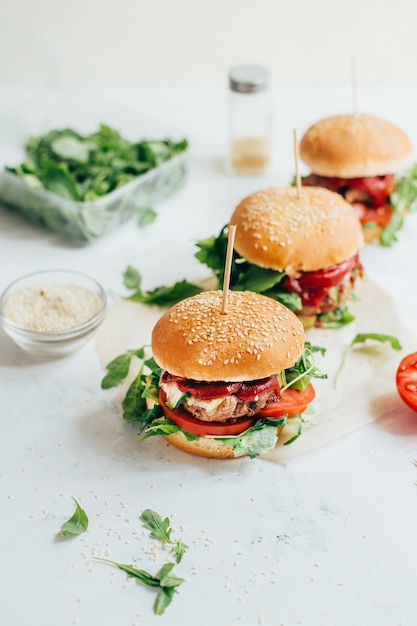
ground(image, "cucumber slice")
xmin=162 ymin=382 xmax=187 ymax=409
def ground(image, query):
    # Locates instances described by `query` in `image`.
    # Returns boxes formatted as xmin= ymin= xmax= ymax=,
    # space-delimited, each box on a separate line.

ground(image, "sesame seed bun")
xmin=300 ymin=113 xmax=412 ymax=178
xmin=230 ymin=186 xmax=363 ymax=274
xmin=151 ymin=290 xmax=304 ymax=382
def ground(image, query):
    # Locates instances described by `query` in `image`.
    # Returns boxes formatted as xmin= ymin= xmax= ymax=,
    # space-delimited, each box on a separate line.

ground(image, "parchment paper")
xmin=95 ymin=278 xmax=417 ymax=462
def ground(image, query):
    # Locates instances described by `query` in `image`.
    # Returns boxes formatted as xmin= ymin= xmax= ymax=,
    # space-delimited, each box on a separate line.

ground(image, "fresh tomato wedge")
xmin=396 ymin=352 xmax=417 ymax=412
xmin=257 ymin=384 xmax=315 ymax=418
xmin=159 ymin=390 xmax=254 ymax=436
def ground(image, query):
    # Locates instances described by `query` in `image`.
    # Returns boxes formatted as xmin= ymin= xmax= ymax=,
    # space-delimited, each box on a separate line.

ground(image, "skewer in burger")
xmin=195 ymin=186 xmax=364 ymax=329
xmin=299 ymin=113 xmax=413 ymax=244
xmin=103 ymin=290 xmax=325 ymax=459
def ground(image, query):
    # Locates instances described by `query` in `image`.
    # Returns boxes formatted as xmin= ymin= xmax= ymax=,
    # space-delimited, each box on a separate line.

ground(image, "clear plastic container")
xmin=226 ymin=65 xmax=272 ymax=175
xmin=0 ymin=150 xmax=189 ymax=244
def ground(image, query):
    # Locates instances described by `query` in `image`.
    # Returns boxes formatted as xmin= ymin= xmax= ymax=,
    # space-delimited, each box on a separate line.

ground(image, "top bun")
xmin=230 ymin=186 xmax=363 ymax=274
xmin=300 ymin=113 xmax=412 ymax=178
xmin=151 ymin=290 xmax=304 ymax=382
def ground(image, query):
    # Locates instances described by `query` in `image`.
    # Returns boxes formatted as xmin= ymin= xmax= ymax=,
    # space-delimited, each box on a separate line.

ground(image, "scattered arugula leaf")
xmin=101 ymin=347 xmax=147 ymax=389
xmin=157 ymin=562 xmax=185 ymax=588
xmin=137 ymin=207 xmax=157 ymax=228
xmin=94 ymin=509 xmax=188 ymax=615
xmin=94 ymin=557 xmax=184 ymax=614
xmin=123 ymin=265 xmax=142 ymax=291
xmin=141 ymin=509 xmax=189 ymax=563
xmin=154 ymin=586 xmax=177 ymax=616
xmin=94 ymin=557 xmax=160 ymax=586
xmin=171 ymin=538 xmax=188 ymax=564
xmin=60 ymin=497 xmax=88 ymax=537
xmin=141 ymin=509 xmax=173 ymax=543
xmin=123 ymin=266 xmax=202 ymax=307
xmin=334 ymin=332 xmax=402 ymax=387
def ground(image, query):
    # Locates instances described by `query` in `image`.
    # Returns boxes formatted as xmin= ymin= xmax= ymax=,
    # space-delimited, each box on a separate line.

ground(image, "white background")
xmin=2 ymin=3 xmax=417 ymax=624
xmin=1 ymin=0 xmax=417 ymax=88
xmin=1 ymin=85 xmax=417 ymax=626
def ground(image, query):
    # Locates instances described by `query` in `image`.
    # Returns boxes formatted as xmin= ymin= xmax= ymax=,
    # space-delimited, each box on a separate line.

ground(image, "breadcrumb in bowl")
xmin=0 ymin=269 xmax=107 ymax=357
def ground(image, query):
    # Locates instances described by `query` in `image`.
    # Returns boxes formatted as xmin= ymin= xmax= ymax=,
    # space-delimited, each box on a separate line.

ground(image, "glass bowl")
xmin=0 ymin=269 xmax=107 ymax=357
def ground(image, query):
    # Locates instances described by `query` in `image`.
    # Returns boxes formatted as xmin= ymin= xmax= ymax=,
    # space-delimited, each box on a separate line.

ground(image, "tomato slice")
xmin=302 ymin=173 xmax=395 ymax=206
xmin=162 ymin=371 xmax=278 ymax=401
xmin=295 ymin=255 xmax=360 ymax=289
xmin=257 ymin=384 xmax=315 ymax=418
xmin=159 ymin=390 xmax=254 ymax=436
xmin=396 ymin=352 xmax=417 ymax=412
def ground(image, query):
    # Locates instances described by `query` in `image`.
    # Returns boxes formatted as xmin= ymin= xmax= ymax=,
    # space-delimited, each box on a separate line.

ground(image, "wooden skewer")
xmin=293 ymin=129 xmax=302 ymax=199
xmin=351 ymin=56 xmax=359 ymax=115
xmin=221 ymin=224 xmax=237 ymax=314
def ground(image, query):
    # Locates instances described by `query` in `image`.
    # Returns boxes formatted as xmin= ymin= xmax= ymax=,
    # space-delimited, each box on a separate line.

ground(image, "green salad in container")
xmin=0 ymin=125 xmax=188 ymax=243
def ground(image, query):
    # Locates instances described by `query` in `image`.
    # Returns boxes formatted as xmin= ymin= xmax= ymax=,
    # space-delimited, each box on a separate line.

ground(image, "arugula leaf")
xmin=351 ymin=333 xmax=402 ymax=350
xmin=234 ymin=265 xmax=285 ymax=292
xmin=141 ymin=509 xmax=173 ymax=543
xmin=94 ymin=557 xmax=160 ymax=587
xmin=137 ymin=207 xmax=157 ymax=228
xmin=195 ymin=226 xmax=301 ymax=308
xmin=217 ymin=420 xmax=280 ymax=458
xmin=382 ymin=164 xmax=417 ymax=246
xmin=280 ymin=341 xmax=327 ymax=391
xmin=126 ymin=280 xmax=202 ymax=307
xmin=194 ymin=228 xmax=228 ymax=279
xmin=316 ymin=304 xmax=356 ymax=329
xmin=334 ymin=332 xmax=402 ymax=387
xmin=61 ymin=497 xmax=88 ymax=536
xmin=123 ymin=267 xmax=202 ymax=307
xmin=154 ymin=586 xmax=177 ymax=615
xmin=158 ymin=562 xmax=185 ymax=588
xmin=123 ymin=265 xmax=142 ymax=291
xmin=137 ymin=418 xmax=183 ymax=440
xmin=50 ymin=135 xmax=91 ymax=163
xmin=121 ymin=372 xmax=150 ymax=422
xmin=101 ymin=347 xmax=146 ymax=389
xmin=95 ymin=508 xmax=187 ymax=615
xmin=141 ymin=509 xmax=189 ymax=563
xmin=41 ymin=161 xmax=81 ymax=201
xmin=171 ymin=538 xmax=188 ymax=564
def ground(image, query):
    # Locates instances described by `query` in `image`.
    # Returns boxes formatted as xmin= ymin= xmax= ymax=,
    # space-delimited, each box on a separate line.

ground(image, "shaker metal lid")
xmin=229 ymin=65 xmax=268 ymax=93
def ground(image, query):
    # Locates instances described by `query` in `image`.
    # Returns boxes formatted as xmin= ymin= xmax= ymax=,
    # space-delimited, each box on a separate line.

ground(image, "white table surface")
xmin=1 ymin=86 xmax=417 ymax=626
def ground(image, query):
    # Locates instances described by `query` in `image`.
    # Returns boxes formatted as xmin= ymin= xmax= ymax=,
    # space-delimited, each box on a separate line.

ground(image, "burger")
xmin=299 ymin=113 xmax=413 ymax=244
xmin=195 ymin=186 xmax=364 ymax=329
xmin=105 ymin=290 xmax=324 ymax=459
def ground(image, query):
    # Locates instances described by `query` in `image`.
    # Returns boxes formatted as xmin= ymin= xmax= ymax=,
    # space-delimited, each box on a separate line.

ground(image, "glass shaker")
xmin=226 ymin=65 xmax=272 ymax=176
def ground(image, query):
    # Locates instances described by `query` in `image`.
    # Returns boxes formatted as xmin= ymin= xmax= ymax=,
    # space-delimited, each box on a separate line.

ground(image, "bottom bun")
xmin=362 ymin=224 xmax=382 ymax=243
xmin=163 ymin=426 xmax=284 ymax=459
xmin=163 ymin=432 xmax=237 ymax=459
